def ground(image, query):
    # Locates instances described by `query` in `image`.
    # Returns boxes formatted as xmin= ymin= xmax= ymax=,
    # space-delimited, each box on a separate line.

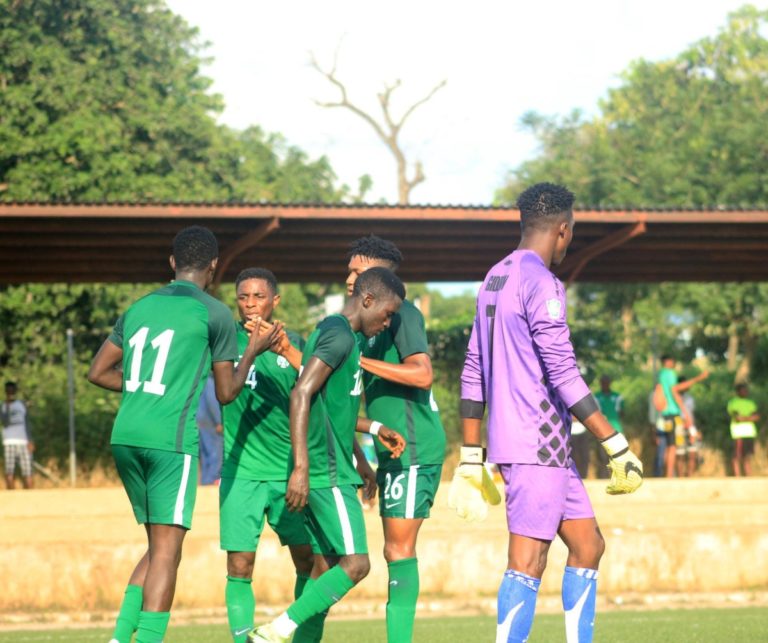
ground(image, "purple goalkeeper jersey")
xmin=461 ymin=249 xmax=591 ymax=467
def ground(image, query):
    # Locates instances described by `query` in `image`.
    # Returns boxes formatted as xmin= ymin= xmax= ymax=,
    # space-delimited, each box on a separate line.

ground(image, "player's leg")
xmin=110 ymin=445 xmax=152 ymax=643
xmin=135 ymin=448 xmax=197 ymax=642
xmin=496 ymin=463 xmax=573 ymax=643
xmin=743 ymin=439 xmax=754 ymax=476
xmin=732 ymin=439 xmax=743 ymax=476
xmin=249 ymin=485 xmax=369 ymax=643
xmin=664 ymin=420 xmax=678 ymax=477
xmin=558 ymin=466 xmax=603 ymax=643
xmin=379 ymin=464 xmax=441 ymax=643
xmin=291 ymin=554 xmax=332 ymax=643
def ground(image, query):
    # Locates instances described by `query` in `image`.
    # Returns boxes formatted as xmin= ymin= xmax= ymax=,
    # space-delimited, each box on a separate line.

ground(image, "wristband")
xmin=459 ymin=445 xmax=485 ymax=465
xmin=369 ymin=421 xmax=382 ymax=436
xmin=601 ymin=431 xmax=629 ymax=458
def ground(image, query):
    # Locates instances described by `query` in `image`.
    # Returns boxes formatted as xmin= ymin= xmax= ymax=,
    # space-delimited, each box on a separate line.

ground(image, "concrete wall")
xmin=1 ymin=478 xmax=766 ymax=612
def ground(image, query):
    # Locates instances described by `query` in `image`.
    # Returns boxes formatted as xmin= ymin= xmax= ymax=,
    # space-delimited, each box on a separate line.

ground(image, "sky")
xmin=164 ymin=0 xmax=750 ymax=206
xmin=164 ymin=0 xmax=751 ymax=295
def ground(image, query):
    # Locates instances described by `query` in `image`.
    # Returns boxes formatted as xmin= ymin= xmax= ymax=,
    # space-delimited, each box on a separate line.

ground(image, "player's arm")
xmin=248 ymin=318 xmax=303 ymax=371
xmin=87 ymin=339 xmax=124 ymax=392
xmin=356 ymin=417 xmax=405 ymax=458
xmin=213 ymin=318 xmax=282 ymax=404
xmin=673 ymin=371 xmax=709 ymax=393
xmin=352 ymin=438 xmax=377 ymax=501
xmin=286 ymin=356 xmax=332 ymax=512
xmin=359 ymin=353 xmax=433 ymax=390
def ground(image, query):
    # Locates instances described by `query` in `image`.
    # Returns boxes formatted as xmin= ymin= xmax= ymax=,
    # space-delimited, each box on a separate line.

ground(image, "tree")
xmin=496 ymin=5 xmax=768 ymax=208
xmin=311 ymin=49 xmax=446 ymax=204
xmin=0 ymin=0 xmax=342 ymax=202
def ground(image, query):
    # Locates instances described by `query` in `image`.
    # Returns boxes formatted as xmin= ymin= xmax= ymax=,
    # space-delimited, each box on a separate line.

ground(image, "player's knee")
xmin=342 ymin=555 xmax=371 ymax=584
xmin=227 ymin=553 xmax=255 ymax=578
xmin=383 ymin=540 xmax=415 ymax=563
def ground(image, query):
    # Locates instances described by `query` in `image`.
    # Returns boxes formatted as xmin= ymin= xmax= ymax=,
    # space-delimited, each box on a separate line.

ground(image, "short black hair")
xmin=352 ymin=266 xmax=406 ymax=302
xmin=661 ymin=354 xmax=673 ymax=363
xmin=347 ymin=235 xmax=403 ymax=270
xmin=517 ymin=182 xmax=574 ymax=231
xmin=5 ymin=381 xmax=17 ymax=389
xmin=172 ymin=226 xmax=219 ymax=271
xmin=235 ymin=267 xmax=279 ymax=295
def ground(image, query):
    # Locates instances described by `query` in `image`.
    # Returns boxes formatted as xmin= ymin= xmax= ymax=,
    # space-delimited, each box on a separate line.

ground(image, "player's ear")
xmin=210 ymin=257 xmax=218 ymax=272
xmin=169 ymin=255 xmax=176 ymax=271
xmin=362 ymin=292 xmax=374 ymax=308
xmin=273 ymin=293 xmax=281 ymax=308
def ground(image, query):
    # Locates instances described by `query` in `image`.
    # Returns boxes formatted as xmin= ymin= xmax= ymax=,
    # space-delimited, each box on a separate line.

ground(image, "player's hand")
xmin=376 ymin=426 xmax=405 ymax=459
xmin=27 ymin=441 xmax=35 ymax=454
xmin=600 ymin=432 xmax=644 ymax=495
xmin=356 ymin=458 xmax=377 ymax=501
xmin=246 ymin=317 xmax=283 ymax=355
xmin=285 ymin=467 xmax=309 ymax=511
xmin=448 ymin=446 xmax=501 ymax=522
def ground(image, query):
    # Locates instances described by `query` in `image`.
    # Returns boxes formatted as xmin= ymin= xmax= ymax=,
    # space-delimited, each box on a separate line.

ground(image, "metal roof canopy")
xmin=2 ymin=203 xmax=768 ymax=285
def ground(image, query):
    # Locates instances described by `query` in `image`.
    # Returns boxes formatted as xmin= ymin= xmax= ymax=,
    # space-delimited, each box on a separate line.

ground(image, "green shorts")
xmin=377 ymin=464 xmax=442 ymax=519
xmin=304 ymin=485 xmax=368 ymax=556
xmin=112 ymin=445 xmax=198 ymax=529
xmin=219 ymin=478 xmax=309 ymax=552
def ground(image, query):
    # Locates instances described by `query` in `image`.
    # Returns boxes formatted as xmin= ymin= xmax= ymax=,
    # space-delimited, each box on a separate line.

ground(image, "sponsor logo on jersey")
xmin=276 ymin=355 xmax=290 ymax=369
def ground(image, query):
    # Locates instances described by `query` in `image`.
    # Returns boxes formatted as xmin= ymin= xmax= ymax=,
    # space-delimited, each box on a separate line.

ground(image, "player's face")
xmin=346 ymin=255 xmax=391 ymax=296
xmin=360 ymin=294 xmax=402 ymax=338
xmin=236 ymin=278 xmax=279 ymax=323
xmin=552 ymin=214 xmax=575 ymax=266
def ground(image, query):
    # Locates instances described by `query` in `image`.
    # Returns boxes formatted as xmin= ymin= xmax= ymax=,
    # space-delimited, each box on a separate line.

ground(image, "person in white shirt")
xmin=2 ymin=381 xmax=34 ymax=489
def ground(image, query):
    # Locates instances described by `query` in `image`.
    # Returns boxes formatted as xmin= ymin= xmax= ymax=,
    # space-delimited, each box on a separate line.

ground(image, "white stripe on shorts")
xmin=332 ymin=486 xmax=355 ymax=554
xmin=173 ymin=454 xmax=192 ymax=526
xmin=405 ymin=465 xmax=419 ymax=519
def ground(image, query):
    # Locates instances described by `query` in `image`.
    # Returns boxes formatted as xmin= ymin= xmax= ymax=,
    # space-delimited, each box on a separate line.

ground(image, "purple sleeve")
xmin=460 ymin=315 xmax=485 ymax=403
xmin=523 ymin=274 xmax=589 ymax=408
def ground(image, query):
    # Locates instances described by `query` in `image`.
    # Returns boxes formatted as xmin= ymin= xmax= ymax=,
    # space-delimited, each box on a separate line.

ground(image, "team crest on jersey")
xmin=368 ymin=336 xmax=376 ymax=348
xmin=546 ymin=298 xmax=562 ymax=320
xmin=276 ymin=355 xmax=290 ymax=369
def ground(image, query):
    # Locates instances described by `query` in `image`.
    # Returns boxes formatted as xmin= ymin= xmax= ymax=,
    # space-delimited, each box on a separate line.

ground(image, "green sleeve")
xmin=312 ymin=318 xmax=353 ymax=369
xmin=287 ymin=329 xmax=306 ymax=351
xmin=208 ymin=306 xmax=238 ymax=362
xmin=391 ymin=301 xmax=429 ymax=359
xmin=107 ymin=314 xmax=124 ymax=348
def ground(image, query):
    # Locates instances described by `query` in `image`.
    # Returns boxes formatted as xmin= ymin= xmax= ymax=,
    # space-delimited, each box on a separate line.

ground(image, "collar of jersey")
xmin=171 ymin=279 xmax=201 ymax=290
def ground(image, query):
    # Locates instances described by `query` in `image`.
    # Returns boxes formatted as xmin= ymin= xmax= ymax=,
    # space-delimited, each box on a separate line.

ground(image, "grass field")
xmin=2 ymin=608 xmax=765 ymax=642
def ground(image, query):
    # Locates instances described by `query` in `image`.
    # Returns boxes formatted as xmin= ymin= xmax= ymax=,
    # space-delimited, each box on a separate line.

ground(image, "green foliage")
xmin=496 ymin=5 xmax=768 ymax=208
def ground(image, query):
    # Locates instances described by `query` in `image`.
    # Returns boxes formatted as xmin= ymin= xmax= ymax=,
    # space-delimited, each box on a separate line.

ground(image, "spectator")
xmin=569 ymin=416 xmax=590 ymax=478
xmin=677 ymin=376 xmax=700 ymax=476
xmin=654 ymin=355 xmax=708 ymax=477
xmin=594 ymin=375 xmax=624 ymax=479
xmin=1 ymin=381 xmax=34 ymax=489
xmin=727 ymin=383 xmax=759 ymax=477
xmin=197 ymin=374 xmax=223 ymax=485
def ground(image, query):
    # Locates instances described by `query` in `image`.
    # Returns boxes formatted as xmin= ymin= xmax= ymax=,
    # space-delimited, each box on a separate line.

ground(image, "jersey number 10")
xmin=125 ymin=327 xmax=175 ymax=396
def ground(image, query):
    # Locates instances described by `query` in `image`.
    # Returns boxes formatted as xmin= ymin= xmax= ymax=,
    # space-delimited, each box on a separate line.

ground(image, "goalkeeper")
xmin=454 ymin=183 xmax=643 ymax=643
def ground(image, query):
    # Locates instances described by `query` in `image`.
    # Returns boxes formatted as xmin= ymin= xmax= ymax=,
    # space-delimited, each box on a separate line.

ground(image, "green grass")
xmin=2 ymin=608 xmax=765 ymax=642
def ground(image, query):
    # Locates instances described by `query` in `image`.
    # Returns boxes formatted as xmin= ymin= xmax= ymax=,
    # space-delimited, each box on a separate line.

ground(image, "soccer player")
xmin=219 ymin=267 xmax=315 ymax=642
xmin=346 ymin=234 xmax=446 ymax=643
xmin=88 ymin=226 xmax=280 ymax=643
xmin=454 ymin=183 xmax=643 ymax=643
xmin=248 ymin=267 xmax=406 ymax=643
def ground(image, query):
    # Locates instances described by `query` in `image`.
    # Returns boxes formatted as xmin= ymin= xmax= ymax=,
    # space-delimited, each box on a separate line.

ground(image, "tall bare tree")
xmin=311 ymin=51 xmax=446 ymax=204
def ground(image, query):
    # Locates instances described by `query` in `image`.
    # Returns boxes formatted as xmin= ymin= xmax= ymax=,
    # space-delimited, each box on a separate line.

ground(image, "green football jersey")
xmin=108 ymin=280 xmax=237 ymax=455
xmin=302 ymin=314 xmax=363 ymax=488
xmin=658 ymin=368 xmax=681 ymax=415
xmin=362 ymin=299 xmax=446 ymax=471
xmin=221 ymin=325 xmax=305 ymax=481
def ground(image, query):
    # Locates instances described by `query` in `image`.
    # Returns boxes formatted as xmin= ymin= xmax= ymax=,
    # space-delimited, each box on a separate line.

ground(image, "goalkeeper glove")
xmin=448 ymin=446 xmax=502 ymax=522
xmin=600 ymin=432 xmax=644 ymax=495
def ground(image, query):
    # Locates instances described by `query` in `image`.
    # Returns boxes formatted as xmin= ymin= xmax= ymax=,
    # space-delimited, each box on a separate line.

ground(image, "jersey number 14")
xmin=125 ymin=327 xmax=175 ymax=396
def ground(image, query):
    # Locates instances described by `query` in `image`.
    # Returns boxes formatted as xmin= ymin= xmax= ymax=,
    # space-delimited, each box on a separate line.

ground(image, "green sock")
xmin=226 ymin=576 xmax=254 ymax=643
xmin=135 ymin=611 xmax=170 ymax=643
xmin=291 ymin=578 xmax=329 ymax=643
xmin=386 ymin=558 xmax=420 ymax=643
xmin=112 ymin=584 xmax=143 ymax=643
xmin=287 ymin=565 xmax=354 ymax=625
xmin=294 ymin=572 xmax=310 ymax=599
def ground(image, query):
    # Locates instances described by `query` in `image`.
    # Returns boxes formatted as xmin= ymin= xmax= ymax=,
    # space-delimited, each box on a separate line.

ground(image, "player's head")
xmin=600 ymin=375 xmax=612 ymax=392
xmin=235 ymin=268 xmax=280 ymax=323
xmin=170 ymin=226 xmax=219 ymax=284
xmin=346 ymin=235 xmax=403 ymax=296
xmin=736 ymin=382 xmax=749 ymax=397
xmin=5 ymin=381 xmax=17 ymax=399
xmin=351 ymin=267 xmax=405 ymax=338
xmin=661 ymin=354 xmax=675 ymax=368
xmin=517 ymin=182 xmax=575 ymax=265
